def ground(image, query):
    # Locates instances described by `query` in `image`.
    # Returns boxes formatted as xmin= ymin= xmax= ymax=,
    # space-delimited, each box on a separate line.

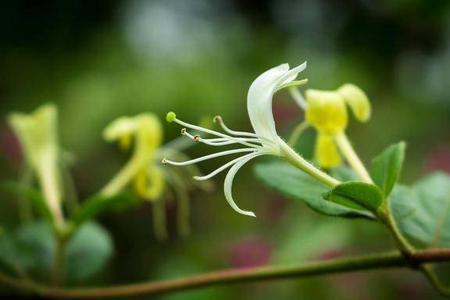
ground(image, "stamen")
xmin=212 ymin=116 xmax=277 ymax=146
xmin=173 ymin=117 xmax=259 ymax=148
xmin=196 ymin=136 xmax=261 ymax=143
xmin=200 ymin=139 xmax=258 ymax=146
xmin=181 ymin=130 xmax=202 ymax=143
xmin=183 ymin=129 xmax=261 ymax=147
xmin=289 ymin=88 xmax=308 ymax=110
xmin=193 ymin=152 xmax=259 ymax=181
xmin=213 ymin=116 xmax=257 ymax=137
xmin=162 ymin=148 xmax=257 ymax=166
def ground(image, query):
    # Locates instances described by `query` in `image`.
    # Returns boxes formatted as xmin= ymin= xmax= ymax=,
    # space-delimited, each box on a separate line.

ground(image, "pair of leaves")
xmin=325 ymin=142 xmax=406 ymax=214
xmin=0 ymin=221 xmax=113 ymax=281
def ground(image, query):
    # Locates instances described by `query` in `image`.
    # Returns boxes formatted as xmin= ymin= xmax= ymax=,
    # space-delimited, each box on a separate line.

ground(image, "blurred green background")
xmin=1 ymin=0 xmax=450 ymax=299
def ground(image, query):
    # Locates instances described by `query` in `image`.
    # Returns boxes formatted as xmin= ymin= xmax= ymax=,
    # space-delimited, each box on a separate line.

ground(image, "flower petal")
xmin=305 ymin=89 xmax=348 ymax=136
xmin=247 ymin=62 xmax=307 ymax=151
xmin=315 ymin=133 xmax=341 ymax=168
xmin=223 ymin=152 xmax=266 ymax=217
xmin=337 ymin=84 xmax=371 ymax=122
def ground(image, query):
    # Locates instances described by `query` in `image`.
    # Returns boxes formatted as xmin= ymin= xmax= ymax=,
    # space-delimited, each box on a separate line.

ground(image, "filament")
xmin=213 ymin=116 xmax=257 ymax=137
xmin=162 ymin=148 xmax=256 ymax=166
xmin=193 ymin=152 xmax=260 ymax=181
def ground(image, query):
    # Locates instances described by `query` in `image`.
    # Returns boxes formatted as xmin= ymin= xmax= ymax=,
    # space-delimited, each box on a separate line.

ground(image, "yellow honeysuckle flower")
xmin=102 ymin=113 xmax=209 ymax=239
xmin=8 ymin=104 xmax=65 ymax=226
xmin=101 ymin=113 xmax=165 ymax=200
xmin=132 ymin=165 xmax=165 ymax=200
xmin=303 ymin=84 xmax=371 ymax=168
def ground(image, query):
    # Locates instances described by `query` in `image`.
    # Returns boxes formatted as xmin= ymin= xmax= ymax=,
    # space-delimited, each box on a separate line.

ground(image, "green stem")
xmin=421 ymin=264 xmax=450 ymax=297
xmin=280 ymin=140 xmax=340 ymax=187
xmin=335 ymin=133 xmax=373 ymax=184
xmin=382 ymin=205 xmax=416 ymax=254
xmin=1 ymin=249 xmax=450 ymax=299
xmin=51 ymin=233 xmax=68 ymax=286
xmin=101 ymin=158 xmax=143 ymax=197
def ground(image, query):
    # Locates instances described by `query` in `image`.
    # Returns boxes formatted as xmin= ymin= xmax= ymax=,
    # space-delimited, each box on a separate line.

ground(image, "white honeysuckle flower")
xmin=163 ymin=62 xmax=340 ymax=217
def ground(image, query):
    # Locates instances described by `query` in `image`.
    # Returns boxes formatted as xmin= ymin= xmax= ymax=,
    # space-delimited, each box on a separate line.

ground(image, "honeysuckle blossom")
xmin=8 ymin=104 xmax=65 ymax=227
xmin=289 ymin=83 xmax=372 ymax=182
xmin=304 ymin=84 xmax=370 ymax=169
xmin=163 ymin=63 xmax=340 ymax=217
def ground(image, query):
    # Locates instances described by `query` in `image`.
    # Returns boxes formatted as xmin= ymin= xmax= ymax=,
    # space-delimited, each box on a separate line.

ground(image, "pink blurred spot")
xmin=0 ymin=125 xmax=23 ymax=168
xmin=272 ymin=96 xmax=302 ymax=127
xmin=424 ymin=147 xmax=450 ymax=173
xmin=263 ymin=192 xmax=287 ymax=223
xmin=229 ymin=238 xmax=272 ymax=269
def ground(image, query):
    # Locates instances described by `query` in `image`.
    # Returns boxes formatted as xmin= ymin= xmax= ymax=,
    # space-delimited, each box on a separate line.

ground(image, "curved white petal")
xmin=223 ymin=152 xmax=266 ymax=217
xmin=247 ymin=62 xmax=307 ymax=152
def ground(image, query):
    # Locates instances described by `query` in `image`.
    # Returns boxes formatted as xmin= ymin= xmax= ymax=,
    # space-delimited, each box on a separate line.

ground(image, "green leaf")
xmin=324 ymin=182 xmax=383 ymax=213
xmin=330 ymin=166 xmax=359 ymax=182
xmin=66 ymin=222 xmax=113 ymax=281
xmin=14 ymin=221 xmax=55 ymax=275
xmin=71 ymin=193 xmax=134 ymax=226
xmin=0 ymin=229 xmax=35 ymax=275
xmin=254 ymin=161 xmax=373 ymax=219
xmin=390 ymin=172 xmax=450 ymax=291
xmin=0 ymin=181 xmax=54 ymax=223
xmin=391 ymin=172 xmax=450 ymax=248
xmin=370 ymin=142 xmax=406 ymax=197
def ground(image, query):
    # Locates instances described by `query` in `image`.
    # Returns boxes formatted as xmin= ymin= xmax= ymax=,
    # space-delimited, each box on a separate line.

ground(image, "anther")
xmin=193 ymin=135 xmax=200 ymax=142
xmin=181 ymin=128 xmax=187 ymax=135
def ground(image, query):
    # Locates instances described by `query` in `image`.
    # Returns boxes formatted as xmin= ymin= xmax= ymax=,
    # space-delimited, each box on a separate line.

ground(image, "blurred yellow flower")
xmin=102 ymin=113 xmax=210 ymax=240
xmin=8 ymin=104 xmax=64 ymax=226
xmin=101 ymin=113 xmax=165 ymax=200
xmin=304 ymin=84 xmax=371 ymax=168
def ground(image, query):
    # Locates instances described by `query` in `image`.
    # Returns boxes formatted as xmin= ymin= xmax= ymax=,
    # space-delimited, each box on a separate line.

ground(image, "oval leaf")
xmin=66 ymin=222 xmax=113 ymax=281
xmin=324 ymin=182 xmax=383 ymax=213
xmin=391 ymin=172 xmax=450 ymax=248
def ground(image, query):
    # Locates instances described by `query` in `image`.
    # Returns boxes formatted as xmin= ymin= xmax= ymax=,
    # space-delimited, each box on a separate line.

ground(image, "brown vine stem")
xmin=1 ymin=248 xmax=450 ymax=299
